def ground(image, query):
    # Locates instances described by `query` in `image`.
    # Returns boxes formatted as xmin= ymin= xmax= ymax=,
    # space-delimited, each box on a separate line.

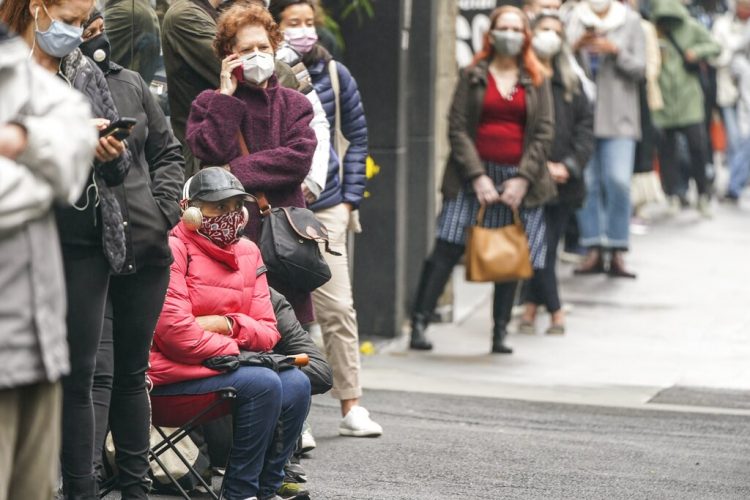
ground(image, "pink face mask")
xmin=198 ymin=209 xmax=247 ymax=248
xmin=284 ymin=26 xmax=318 ymax=54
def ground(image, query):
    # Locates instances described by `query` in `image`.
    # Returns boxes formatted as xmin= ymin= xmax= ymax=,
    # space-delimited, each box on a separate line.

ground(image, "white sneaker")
xmin=339 ymin=406 xmax=383 ymax=437
xmin=300 ymin=422 xmax=316 ymax=453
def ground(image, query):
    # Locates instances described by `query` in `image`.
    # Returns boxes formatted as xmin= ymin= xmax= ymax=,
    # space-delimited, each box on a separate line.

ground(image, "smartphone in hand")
xmin=99 ymin=117 xmax=137 ymax=141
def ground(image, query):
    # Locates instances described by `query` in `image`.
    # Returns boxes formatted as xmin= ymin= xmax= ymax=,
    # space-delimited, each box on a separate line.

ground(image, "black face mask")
xmin=80 ymin=33 xmax=111 ymax=73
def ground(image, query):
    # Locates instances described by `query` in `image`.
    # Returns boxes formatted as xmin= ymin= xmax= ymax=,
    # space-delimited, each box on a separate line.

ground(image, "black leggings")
xmin=92 ymin=266 xmax=170 ymax=499
xmin=413 ymin=239 xmax=517 ymax=328
xmin=524 ymin=204 xmax=572 ymax=314
xmin=60 ymin=245 xmax=111 ymax=498
xmin=658 ymin=123 xmax=709 ymax=197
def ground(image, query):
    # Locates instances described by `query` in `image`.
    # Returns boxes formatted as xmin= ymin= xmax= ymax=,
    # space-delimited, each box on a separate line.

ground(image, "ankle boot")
xmin=574 ymin=248 xmax=606 ymax=275
xmin=608 ymin=251 xmax=636 ymax=279
xmin=491 ymin=323 xmax=513 ymax=354
xmin=409 ymin=313 xmax=433 ymax=350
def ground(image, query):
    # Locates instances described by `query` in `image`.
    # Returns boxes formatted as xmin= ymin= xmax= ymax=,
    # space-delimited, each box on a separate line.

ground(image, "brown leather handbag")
xmin=465 ymin=205 xmax=533 ymax=283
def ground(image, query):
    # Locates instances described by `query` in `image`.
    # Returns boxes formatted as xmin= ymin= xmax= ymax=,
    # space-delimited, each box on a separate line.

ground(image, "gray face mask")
xmin=491 ymin=29 xmax=524 ymax=57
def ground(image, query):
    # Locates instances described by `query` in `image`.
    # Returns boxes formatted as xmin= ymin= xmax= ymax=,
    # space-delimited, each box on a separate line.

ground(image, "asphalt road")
xmin=299 ymin=390 xmax=750 ymax=500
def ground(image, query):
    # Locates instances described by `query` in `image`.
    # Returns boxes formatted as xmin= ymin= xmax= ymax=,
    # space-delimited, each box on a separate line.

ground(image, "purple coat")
xmin=186 ymin=76 xmax=317 ymax=323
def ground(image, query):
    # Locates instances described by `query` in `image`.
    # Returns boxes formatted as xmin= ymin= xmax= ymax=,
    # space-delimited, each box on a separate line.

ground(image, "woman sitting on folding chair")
xmin=149 ymin=167 xmax=312 ymax=500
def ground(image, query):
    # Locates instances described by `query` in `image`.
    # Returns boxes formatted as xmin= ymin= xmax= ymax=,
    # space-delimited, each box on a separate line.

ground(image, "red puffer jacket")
xmin=148 ymin=222 xmax=280 ymax=387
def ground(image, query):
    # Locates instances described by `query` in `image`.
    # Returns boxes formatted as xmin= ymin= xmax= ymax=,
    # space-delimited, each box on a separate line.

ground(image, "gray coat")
xmin=0 ymin=36 xmax=96 ymax=389
xmin=568 ymin=5 xmax=646 ymax=139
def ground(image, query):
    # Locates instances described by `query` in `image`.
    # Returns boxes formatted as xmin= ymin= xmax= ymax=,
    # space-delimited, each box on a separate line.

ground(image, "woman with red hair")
xmin=409 ymin=6 xmax=556 ymax=354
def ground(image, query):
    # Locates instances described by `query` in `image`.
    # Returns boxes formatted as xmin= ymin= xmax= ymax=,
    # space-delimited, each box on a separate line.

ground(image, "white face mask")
xmin=532 ymin=30 xmax=562 ymax=59
xmin=588 ymin=0 xmax=612 ymax=14
xmin=242 ymin=50 xmax=275 ymax=85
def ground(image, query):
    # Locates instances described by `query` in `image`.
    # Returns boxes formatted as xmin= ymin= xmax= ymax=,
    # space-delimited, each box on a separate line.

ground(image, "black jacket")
xmin=56 ymin=49 xmax=130 ymax=271
xmin=105 ymin=63 xmax=184 ymax=272
xmin=548 ymin=60 xmax=594 ymax=207
xmin=270 ymin=288 xmax=332 ymax=395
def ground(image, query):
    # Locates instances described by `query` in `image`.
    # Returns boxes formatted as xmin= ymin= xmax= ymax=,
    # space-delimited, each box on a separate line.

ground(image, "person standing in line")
xmin=1 ymin=0 xmax=134 ymax=498
xmin=79 ymin=11 xmax=185 ymax=498
xmin=566 ymin=0 xmax=646 ymax=278
xmin=162 ymin=0 xmax=300 ymax=177
xmin=269 ymin=0 xmax=382 ymax=438
xmin=409 ymin=5 xmax=556 ymax=354
xmin=650 ymin=0 xmax=720 ymax=217
xmin=0 ymin=23 xmax=96 ymax=500
xmin=520 ymin=11 xmax=594 ymax=336
xmin=186 ymin=2 xmax=318 ymax=324
xmin=713 ymin=0 xmax=750 ymax=202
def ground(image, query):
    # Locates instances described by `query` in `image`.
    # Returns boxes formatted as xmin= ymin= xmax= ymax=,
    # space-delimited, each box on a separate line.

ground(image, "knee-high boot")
xmin=492 ymin=282 xmax=517 ymax=354
xmin=409 ymin=242 xmax=464 ymax=350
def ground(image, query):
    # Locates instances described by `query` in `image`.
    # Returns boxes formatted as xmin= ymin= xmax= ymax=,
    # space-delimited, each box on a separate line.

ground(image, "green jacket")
xmin=650 ymin=0 xmax=720 ymax=128
xmin=105 ymin=0 xmax=161 ymax=85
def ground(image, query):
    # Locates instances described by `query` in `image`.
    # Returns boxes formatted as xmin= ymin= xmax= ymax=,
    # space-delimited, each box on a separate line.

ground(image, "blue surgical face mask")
xmin=34 ymin=4 xmax=84 ymax=58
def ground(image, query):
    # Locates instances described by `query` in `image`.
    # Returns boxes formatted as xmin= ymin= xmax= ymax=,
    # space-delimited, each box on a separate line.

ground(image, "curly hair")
xmin=214 ymin=3 xmax=284 ymax=58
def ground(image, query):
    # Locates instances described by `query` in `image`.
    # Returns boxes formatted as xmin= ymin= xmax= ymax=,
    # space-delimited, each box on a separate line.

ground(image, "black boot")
xmin=491 ymin=282 xmax=517 ymax=354
xmin=408 ymin=243 xmax=464 ymax=351
xmin=410 ymin=313 xmax=433 ymax=350
xmin=492 ymin=323 xmax=513 ymax=354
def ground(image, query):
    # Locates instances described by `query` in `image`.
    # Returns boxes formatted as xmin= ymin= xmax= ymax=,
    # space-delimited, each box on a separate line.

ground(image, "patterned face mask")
xmin=198 ymin=209 xmax=247 ymax=247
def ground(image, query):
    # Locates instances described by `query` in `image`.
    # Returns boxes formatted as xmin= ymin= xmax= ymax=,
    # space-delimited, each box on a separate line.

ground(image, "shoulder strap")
xmin=328 ymin=60 xmax=345 ymax=181
xmin=236 ymin=131 xmax=271 ymax=216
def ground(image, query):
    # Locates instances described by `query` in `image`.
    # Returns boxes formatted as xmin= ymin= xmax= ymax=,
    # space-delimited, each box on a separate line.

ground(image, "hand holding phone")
xmin=99 ymin=117 xmax=136 ymax=141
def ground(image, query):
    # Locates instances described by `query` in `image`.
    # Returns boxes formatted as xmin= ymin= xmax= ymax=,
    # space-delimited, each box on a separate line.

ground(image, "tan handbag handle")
xmin=475 ymin=205 xmax=523 ymax=228
xmin=236 ymin=131 xmax=271 ymax=216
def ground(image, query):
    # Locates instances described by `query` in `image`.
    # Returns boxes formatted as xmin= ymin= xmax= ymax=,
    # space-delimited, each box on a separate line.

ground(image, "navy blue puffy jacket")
xmin=307 ymin=58 xmax=368 ymax=211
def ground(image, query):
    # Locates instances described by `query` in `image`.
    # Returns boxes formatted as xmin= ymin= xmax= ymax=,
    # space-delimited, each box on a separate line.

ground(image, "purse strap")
xmin=328 ymin=59 xmax=345 ymax=181
xmin=236 ymin=131 xmax=271 ymax=216
xmin=475 ymin=205 xmax=523 ymax=228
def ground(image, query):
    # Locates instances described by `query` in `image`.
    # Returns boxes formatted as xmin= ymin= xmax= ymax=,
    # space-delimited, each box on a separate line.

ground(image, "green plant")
xmin=319 ymin=0 xmax=375 ymax=50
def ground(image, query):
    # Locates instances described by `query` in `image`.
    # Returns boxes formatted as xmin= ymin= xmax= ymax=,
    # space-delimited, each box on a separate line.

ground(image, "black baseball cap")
xmin=184 ymin=167 xmax=250 ymax=202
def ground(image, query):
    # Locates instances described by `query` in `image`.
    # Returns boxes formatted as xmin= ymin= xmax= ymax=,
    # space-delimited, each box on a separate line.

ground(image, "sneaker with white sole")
xmin=300 ymin=421 xmax=316 ymax=453
xmin=339 ymin=406 xmax=383 ymax=437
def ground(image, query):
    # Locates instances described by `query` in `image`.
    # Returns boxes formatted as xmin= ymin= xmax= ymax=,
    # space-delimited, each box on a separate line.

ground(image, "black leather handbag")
xmin=255 ymin=195 xmax=338 ymax=292
xmin=236 ymin=132 xmax=337 ymax=292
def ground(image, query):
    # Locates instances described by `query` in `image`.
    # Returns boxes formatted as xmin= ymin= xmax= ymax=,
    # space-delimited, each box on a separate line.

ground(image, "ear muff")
xmin=180 ymin=176 xmax=203 ymax=230
xmin=181 ymin=206 xmax=203 ymax=231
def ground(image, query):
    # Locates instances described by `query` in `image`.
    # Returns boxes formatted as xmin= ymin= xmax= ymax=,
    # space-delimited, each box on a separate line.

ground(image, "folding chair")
xmin=99 ymin=387 xmax=237 ymax=500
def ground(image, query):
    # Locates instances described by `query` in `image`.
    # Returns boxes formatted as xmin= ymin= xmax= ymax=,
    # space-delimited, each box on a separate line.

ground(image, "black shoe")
xmin=608 ymin=251 xmax=637 ymax=279
xmin=491 ymin=324 xmax=513 ymax=354
xmin=409 ymin=314 xmax=433 ymax=350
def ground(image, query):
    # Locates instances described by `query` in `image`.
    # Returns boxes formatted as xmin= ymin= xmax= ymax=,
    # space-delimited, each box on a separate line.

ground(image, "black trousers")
xmin=413 ymin=239 xmax=517 ymax=328
xmin=524 ymin=204 xmax=572 ymax=314
xmin=92 ymin=265 xmax=170 ymax=499
xmin=60 ymin=245 xmax=111 ymax=499
xmin=658 ymin=123 xmax=709 ymax=197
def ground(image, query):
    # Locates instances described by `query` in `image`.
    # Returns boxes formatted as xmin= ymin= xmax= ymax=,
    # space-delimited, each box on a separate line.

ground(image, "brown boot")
xmin=574 ymin=248 xmax=605 ymax=275
xmin=608 ymin=251 xmax=637 ymax=279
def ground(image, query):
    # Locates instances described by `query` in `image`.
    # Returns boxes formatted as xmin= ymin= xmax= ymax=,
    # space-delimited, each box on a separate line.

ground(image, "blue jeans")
xmin=722 ymin=106 xmax=742 ymax=162
xmin=152 ymin=367 xmax=311 ymax=500
xmin=577 ymin=138 xmax=635 ymax=250
xmin=723 ymin=106 xmax=750 ymax=197
xmin=728 ymin=135 xmax=750 ymax=197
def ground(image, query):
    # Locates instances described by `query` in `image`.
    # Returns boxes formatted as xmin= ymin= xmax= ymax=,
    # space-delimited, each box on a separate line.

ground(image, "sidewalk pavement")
xmin=360 ymin=196 xmax=750 ymax=413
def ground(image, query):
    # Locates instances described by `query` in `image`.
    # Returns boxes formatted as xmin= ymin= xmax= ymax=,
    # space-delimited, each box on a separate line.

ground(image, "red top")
xmin=148 ymin=222 xmax=281 ymax=387
xmin=475 ymin=73 xmax=526 ymax=166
